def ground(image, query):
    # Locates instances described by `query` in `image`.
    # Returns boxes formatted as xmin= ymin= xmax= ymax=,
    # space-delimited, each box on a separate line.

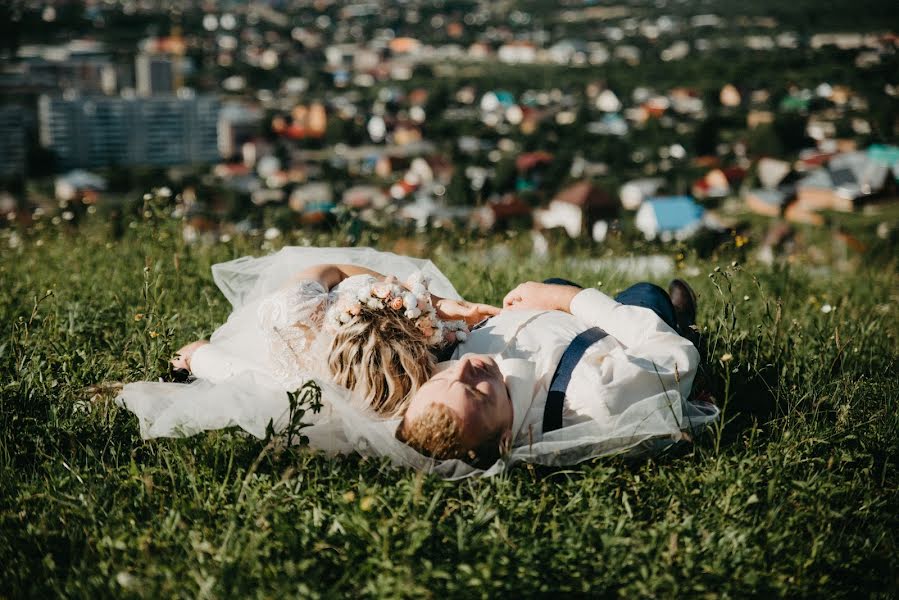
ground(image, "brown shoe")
xmin=668 ymin=279 xmax=698 ymax=344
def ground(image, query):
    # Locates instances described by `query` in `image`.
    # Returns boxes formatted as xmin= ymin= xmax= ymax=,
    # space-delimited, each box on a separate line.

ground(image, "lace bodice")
xmin=257 ymin=275 xmax=377 ymax=387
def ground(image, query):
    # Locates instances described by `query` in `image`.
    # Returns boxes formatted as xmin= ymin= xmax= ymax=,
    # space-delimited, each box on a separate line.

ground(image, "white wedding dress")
xmin=116 ymin=246 xmax=718 ymax=480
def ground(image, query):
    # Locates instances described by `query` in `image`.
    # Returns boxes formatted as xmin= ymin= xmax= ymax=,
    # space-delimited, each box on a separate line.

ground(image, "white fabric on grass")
xmin=116 ymin=246 xmax=718 ymax=480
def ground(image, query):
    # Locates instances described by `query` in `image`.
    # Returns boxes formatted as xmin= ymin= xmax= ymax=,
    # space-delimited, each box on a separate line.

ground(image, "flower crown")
xmin=326 ymin=273 xmax=469 ymax=346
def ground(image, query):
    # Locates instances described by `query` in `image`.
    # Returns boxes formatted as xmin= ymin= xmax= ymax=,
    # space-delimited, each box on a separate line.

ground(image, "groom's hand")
xmin=503 ymin=282 xmax=581 ymax=313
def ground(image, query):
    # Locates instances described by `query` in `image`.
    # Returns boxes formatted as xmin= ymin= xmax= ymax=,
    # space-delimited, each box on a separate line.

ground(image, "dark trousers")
xmin=543 ymin=278 xmax=681 ymax=336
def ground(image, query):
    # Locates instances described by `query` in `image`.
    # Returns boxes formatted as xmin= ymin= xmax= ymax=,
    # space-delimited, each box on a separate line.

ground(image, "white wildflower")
xmin=821 ymin=304 xmax=833 ymax=314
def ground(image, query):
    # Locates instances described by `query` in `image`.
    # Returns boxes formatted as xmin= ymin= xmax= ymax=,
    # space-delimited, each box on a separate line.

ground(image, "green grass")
xmin=1 ymin=213 xmax=897 ymax=598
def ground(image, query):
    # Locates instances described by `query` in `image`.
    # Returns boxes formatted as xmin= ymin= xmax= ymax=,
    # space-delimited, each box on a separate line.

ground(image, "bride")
xmin=170 ymin=259 xmax=497 ymax=417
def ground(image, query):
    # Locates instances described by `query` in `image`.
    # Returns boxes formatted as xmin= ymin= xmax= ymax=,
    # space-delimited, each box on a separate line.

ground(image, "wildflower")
xmin=62 ymin=211 xmax=74 ymax=221
xmin=149 ymin=331 xmax=159 ymax=338
xmin=343 ymin=491 xmax=356 ymax=503
xmin=158 ymin=187 xmax=172 ymax=198
xmin=743 ymin=295 xmax=750 ymax=301
xmin=734 ymin=236 xmax=747 ymax=248
xmin=134 ymin=313 xmax=145 ymax=321
xmin=720 ymin=352 xmax=733 ymax=363
xmin=360 ymin=496 xmax=375 ymax=511
xmin=821 ymin=304 xmax=833 ymax=314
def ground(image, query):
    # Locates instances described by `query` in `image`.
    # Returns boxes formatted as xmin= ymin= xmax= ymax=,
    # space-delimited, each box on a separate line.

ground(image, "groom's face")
xmin=406 ymin=354 xmax=513 ymax=451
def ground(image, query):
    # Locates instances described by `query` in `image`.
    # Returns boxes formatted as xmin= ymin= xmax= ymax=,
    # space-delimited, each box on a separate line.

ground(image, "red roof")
xmin=516 ymin=151 xmax=554 ymax=172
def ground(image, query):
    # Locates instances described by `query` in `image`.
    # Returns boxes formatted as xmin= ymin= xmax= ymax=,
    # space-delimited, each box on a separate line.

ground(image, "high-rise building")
xmin=217 ymin=102 xmax=263 ymax=158
xmin=39 ymin=94 xmax=221 ymax=169
xmin=135 ymin=53 xmax=174 ymax=96
xmin=0 ymin=105 xmax=26 ymax=177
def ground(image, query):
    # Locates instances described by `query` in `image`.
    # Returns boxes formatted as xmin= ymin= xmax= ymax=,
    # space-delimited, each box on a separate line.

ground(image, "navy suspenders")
xmin=542 ymin=327 xmax=609 ymax=434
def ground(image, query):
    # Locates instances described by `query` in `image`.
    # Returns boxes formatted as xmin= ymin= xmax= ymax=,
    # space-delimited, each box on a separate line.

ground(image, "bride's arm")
xmin=288 ymin=264 xmax=386 ymax=291
xmin=289 ymin=263 xmax=500 ymax=325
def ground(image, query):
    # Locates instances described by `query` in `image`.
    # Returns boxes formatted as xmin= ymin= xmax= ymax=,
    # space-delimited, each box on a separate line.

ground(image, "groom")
xmin=395 ymin=278 xmax=702 ymax=468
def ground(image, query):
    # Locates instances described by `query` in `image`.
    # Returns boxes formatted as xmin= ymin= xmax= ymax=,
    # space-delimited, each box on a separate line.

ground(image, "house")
xmin=635 ymin=196 xmax=705 ymax=241
xmin=719 ymin=84 xmax=741 ymax=107
xmin=692 ymin=167 xmax=746 ymax=200
xmin=515 ymin=152 xmax=553 ymax=192
xmin=398 ymin=195 xmax=472 ymax=229
xmin=795 ymin=151 xmax=896 ymax=212
xmin=533 ymin=181 xmax=619 ymax=238
xmin=867 ymin=144 xmax=899 ymax=181
xmin=619 ymin=178 xmax=665 ymax=210
xmin=54 ymin=170 xmax=106 ymax=203
xmin=288 ymin=182 xmax=333 ymax=212
xmin=744 ymin=189 xmax=789 ymax=217
xmin=342 ymin=185 xmax=388 ymax=209
xmin=497 ymin=42 xmax=538 ymax=64
xmin=471 ymin=194 xmax=533 ymax=231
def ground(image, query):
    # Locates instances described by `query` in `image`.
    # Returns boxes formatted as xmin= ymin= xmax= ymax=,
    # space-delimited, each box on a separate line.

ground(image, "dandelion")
xmin=821 ymin=304 xmax=833 ymax=314
xmin=720 ymin=352 xmax=733 ymax=363
xmin=734 ymin=236 xmax=747 ymax=248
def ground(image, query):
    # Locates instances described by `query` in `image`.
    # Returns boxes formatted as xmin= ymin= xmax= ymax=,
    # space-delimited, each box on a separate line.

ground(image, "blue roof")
xmin=645 ymin=196 xmax=704 ymax=231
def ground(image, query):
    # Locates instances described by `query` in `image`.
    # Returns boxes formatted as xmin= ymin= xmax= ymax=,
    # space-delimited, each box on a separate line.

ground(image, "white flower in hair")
xmin=324 ymin=271 xmax=471 ymax=347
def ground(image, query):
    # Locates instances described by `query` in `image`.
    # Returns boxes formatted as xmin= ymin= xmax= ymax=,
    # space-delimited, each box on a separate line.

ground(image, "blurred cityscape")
xmin=1 ymin=0 xmax=898 ymax=261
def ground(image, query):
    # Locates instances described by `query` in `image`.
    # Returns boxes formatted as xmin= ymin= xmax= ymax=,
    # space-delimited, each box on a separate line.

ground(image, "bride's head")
xmin=327 ymin=306 xmax=436 ymax=417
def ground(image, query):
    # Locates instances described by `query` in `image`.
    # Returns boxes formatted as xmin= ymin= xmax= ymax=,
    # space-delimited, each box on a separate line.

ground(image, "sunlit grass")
xmin=1 ymin=214 xmax=897 ymax=597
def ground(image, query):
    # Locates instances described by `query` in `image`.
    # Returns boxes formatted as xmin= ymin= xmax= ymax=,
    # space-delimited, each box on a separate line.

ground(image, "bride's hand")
xmin=172 ymin=340 xmax=209 ymax=372
xmin=434 ymin=298 xmax=501 ymax=327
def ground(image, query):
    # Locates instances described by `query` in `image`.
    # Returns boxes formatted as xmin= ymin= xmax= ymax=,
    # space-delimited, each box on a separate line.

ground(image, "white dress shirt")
xmin=451 ymin=288 xmax=700 ymax=447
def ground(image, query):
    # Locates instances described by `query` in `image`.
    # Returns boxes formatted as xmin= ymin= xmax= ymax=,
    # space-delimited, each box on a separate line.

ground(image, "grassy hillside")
xmin=1 ymin=214 xmax=897 ymax=597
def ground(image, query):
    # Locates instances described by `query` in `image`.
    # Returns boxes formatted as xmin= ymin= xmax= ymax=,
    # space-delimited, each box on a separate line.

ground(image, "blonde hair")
xmin=327 ymin=305 xmax=436 ymax=417
xmin=396 ymin=402 xmax=505 ymax=469
xmin=396 ymin=402 xmax=466 ymax=460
